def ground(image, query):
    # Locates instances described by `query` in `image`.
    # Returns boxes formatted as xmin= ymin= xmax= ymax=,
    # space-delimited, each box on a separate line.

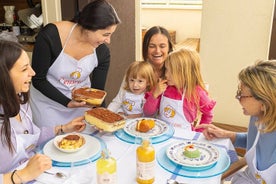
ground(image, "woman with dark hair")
xmin=0 ymin=40 xmax=85 ymax=183
xmin=30 ymin=0 xmax=121 ymax=128
xmin=107 ymin=26 xmax=173 ymax=114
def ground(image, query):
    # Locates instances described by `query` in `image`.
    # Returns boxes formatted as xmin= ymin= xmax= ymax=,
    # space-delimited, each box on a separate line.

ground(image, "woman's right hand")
xmin=18 ymin=154 xmax=52 ymax=182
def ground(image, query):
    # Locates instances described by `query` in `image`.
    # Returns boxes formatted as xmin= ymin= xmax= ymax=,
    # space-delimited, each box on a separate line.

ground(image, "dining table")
xmin=32 ymin=119 xmax=238 ymax=184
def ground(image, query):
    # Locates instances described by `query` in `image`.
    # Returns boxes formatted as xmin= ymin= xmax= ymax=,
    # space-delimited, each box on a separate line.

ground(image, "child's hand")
xmin=153 ymin=78 xmax=168 ymax=98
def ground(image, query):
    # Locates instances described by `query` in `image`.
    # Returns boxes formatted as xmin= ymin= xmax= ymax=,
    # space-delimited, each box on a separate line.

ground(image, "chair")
xmin=221 ymin=148 xmax=247 ymax=182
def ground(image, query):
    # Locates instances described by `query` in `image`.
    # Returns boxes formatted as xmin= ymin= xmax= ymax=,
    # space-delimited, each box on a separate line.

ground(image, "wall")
xmin=141 ymin=8 xmax=202 ymax=43
xmin=200 ymin=0 xmax=275 ymax=126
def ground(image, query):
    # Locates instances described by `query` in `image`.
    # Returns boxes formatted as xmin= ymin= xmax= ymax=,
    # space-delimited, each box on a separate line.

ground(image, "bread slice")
xmin=85 ymin=108 xmax=126 ymax=132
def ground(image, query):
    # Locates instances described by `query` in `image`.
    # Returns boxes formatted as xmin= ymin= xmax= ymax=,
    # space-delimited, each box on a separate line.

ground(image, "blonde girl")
xmin=108 ymin=61 xmax=156 ymax=119
xmin=143 ymin=48 xmax=216 ymax=132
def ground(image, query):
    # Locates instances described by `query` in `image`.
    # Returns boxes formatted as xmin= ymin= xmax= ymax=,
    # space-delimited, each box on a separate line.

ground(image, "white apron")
xmin=232 ymin=130 xmax=276 ymax=184
xmin=10 ymin=105 xmax=40 ymax=170
xmin=122 ymin=91 xmax=144 ymax=115
xmin=158 ymin=94 xmax=192 ymax=136
xmin=30 ymin=24 xmax=98 ymax=127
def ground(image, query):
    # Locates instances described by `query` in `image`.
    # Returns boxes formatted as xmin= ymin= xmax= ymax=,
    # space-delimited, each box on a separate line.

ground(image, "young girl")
xmin=108 ymin=61 xmax=156 ymax=119
xmin=143 ymin=48 xmax=216 ymax=132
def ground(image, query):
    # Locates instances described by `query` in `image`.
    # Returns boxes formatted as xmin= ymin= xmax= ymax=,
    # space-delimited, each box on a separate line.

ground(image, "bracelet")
xmin=11 ymin=170 xmax=23 ymax=184
xmin=60 ymin=125 xmax=64 ymax=134
xmin=11 ymin=170 xmax=16 ymax=184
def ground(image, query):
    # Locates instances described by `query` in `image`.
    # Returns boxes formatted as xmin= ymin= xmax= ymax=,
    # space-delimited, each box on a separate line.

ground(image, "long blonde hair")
xmin=124 ymin=61 xmax=156 ymax=92
xmin=165 ymin=48 xmax=207 ymax=105
xmin=238 ymin=60 xmax=276 ymax=133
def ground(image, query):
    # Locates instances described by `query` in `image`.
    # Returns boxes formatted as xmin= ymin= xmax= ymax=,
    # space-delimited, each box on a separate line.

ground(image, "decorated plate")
xmin=166 ymin=140 xmax=219 ymax=170
xmin=53 ymin=133 xmax=86 ymax=153
xmin=124 ymin=118 xmax=169 ymax=138
xmin=43 ymin=134 xmax=101 ymax=163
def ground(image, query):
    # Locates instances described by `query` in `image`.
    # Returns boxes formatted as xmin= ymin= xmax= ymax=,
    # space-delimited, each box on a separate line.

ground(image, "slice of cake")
xmin=85 ymin=108 xmax=126 ymax=132
xmin=135 ymin=119 xmax=155 ymax=133
xmin=183 ymin=144 xmax=200 ymax=158
xmin=72 ymin=87 xmax=107 ymax=106
xmin=58 ymin=134 xmax=85 ymax=150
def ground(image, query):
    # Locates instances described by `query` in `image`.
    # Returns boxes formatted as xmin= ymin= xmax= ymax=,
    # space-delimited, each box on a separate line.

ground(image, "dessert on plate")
xmin=135 ymin=118 xmax=155 ymax=133
xmin=72 ymin=87 xmax=106 ymax=106
xmin=58 ymin=134 xmax=85 ymax=150
xmin=85 ymin=107 xmax=126 ymax=132
xmin=183 ymin=144 xmax=201 ymax=158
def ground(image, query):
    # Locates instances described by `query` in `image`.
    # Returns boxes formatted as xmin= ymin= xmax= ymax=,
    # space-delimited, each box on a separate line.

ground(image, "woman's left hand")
xmin=63 ymin=116 xmax=86 ymax=133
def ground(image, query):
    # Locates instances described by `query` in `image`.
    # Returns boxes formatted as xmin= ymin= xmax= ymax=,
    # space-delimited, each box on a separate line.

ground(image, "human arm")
xmin=54 ymin=116 xmax=86 ymax=135
xmin=143 ymin=91 xmax=161 ymax=116
xmin=195 ymin=124 xmax=237 ymax=143
xmin=107 ymin=86 xmax=125 ymax=113
xmin=3 ymin=154 xmax=52 ymax=184
xmin=31 ymin=24 xmax=71 ymax=107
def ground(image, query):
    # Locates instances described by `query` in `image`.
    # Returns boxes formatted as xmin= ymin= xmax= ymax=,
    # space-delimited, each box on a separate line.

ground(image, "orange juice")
xmin=136 ymin=139 xmax=155 ymax=184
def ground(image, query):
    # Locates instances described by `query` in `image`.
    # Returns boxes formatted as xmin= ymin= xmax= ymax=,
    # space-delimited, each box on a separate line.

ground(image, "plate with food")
xmin=72 ymin=87 xmax=106 ymax=106
xmin=85 ymin=107 xmax=126 ymax=132
xmin=166 ymin=140 xmax=219 ymax=170
xmin=43 ymin=133 xmax=101 ymax=164
xmin=124 ymin=118 xmax=169 ymax=138
xmin=54 ymin=133 xmax=86 ymax=153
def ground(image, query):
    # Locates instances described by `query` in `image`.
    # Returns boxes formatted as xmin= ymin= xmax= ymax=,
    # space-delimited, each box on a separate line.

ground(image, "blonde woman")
xmin=108 ymin=61 xmax=156 ymax=119
xmin=143 ymin=48 xmax=216 ymax=132
xmin=197 ymin=60 xmax=276 ymax=184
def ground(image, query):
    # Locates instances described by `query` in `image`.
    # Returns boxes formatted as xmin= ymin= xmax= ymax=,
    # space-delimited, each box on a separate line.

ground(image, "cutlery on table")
xmin=167 ymin=179 xmax=188 ymax=184
xmin=44 ymin=171 xmax=67 ymax=179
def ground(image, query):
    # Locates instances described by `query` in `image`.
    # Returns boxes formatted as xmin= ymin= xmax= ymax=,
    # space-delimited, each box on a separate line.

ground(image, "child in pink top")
xmin=143 ymin=48 xmax=216 ymax=132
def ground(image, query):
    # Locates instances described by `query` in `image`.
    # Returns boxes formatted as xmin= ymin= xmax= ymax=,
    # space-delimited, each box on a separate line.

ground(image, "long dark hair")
xmin=142 ymin=26 xmax=174 ymax=61
xmin=72 ymin=0 xmax=121 ymax=31
xmin=0 ymin=40 xmax=28 ymax=153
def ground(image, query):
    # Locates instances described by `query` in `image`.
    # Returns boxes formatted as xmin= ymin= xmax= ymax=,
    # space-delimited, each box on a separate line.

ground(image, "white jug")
xmin=4 ymin=6 xmax=15 ymax=25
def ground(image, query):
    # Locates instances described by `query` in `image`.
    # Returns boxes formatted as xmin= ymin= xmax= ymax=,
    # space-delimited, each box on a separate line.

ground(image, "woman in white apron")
xmin=0 ymin=40 xmax=85 ymax=183
xmin=30 ymin=0 xmax=121 ymax=128
xmin=196 ymin=60 xmax=276 ymax=184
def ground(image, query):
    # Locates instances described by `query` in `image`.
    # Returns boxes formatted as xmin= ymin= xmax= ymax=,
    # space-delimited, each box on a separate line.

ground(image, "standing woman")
xmin=0 ymin=40 xmax=85 ymax=183
xmin=30 ymin=0 xmax=121 ymax=128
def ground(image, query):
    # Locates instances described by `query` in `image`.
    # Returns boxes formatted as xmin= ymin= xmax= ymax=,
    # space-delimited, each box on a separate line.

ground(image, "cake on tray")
xmin=72 ymin=87 xmax=106 ymax=106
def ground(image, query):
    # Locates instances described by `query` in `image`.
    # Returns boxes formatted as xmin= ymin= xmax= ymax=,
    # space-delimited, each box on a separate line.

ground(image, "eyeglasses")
xmin=235 ymin=90 xmax=253 ymax=101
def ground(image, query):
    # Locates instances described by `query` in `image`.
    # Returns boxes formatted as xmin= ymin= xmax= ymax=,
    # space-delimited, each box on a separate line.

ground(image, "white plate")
xmin=166 ymin=140 xmax=219 ymax=169
xmin=124 ymin=118 xmax=169 ymax=138
xmin=43 ymin=134 xmax=101 ymax=163
xmin=54 ymin=133 xmax=86 ymax=153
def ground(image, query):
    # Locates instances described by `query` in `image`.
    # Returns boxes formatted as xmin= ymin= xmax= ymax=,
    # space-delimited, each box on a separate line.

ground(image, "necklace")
xmin=16 ymin=113 xmax=29 ymax=134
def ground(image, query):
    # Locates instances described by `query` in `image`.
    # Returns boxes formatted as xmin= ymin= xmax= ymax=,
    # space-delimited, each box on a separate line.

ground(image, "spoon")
xmin=167 ymin=179 xmax=188 ymax=184
xmin=44 ymin=171 xmax=67 ymax=179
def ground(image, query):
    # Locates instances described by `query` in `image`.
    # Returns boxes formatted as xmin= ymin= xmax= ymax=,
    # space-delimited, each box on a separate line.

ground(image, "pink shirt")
xmin=143 ymin=85 xmax=216 ymax=132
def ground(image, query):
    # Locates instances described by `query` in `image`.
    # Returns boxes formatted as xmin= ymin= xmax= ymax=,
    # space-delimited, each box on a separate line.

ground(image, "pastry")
xmin=85 ymin=108 xmax=126 ymax=132
xmin=72 ymin=87 xmax=106 ymax=106
xmin=58 ymin=134 xmax=85 ymax=150
xmin=183 ymin=144 xmax=200 ymax=158
xmin=135 ymin=119 xmax=155 ymax=133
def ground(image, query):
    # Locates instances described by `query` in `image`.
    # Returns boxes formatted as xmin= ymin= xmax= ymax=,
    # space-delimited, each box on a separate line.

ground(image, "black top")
xmin=31 ymin=23 xmax=110 ymax=107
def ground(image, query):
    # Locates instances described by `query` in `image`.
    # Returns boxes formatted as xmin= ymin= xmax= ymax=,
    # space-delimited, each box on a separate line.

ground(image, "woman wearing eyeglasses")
xmin=196 ymin=60 xmax=276 ymax=184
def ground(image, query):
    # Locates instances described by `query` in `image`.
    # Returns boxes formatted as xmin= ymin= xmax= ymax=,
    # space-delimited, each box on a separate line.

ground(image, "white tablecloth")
xmin=33 ymin=127 xmax=238 ymax=184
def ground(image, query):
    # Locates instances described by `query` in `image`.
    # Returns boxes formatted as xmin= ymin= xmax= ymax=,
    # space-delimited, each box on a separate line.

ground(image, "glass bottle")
xmin=136 ymin=138 xmax=155 ymax=184
xmin=96 ymin=149 xmax=117 ymax=184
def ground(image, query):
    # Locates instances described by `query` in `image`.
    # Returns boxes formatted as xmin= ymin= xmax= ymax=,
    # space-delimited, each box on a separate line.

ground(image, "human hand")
xmin=18 ymin=154 xmax=52 ymax=182
xmin=195 ymin=124 xmax=234 ymax=141
xmin=63 ymin=116 xmax=86 ymax=133
xmin=153 ymin=78 xmax=168 ymax=98
xmin=67 ymin=100 xmax=87 ymax=108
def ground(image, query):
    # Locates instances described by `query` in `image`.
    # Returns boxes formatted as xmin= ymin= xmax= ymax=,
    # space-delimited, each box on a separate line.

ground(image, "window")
xmin=141 ymin=0 xmax=202 ymax=9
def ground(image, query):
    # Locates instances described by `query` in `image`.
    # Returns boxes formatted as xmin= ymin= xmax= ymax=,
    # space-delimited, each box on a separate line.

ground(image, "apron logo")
xmin=163 ymin=105 xmax=176 ymax=118
xmin=123 ymin=100 xmax=135 ymax=111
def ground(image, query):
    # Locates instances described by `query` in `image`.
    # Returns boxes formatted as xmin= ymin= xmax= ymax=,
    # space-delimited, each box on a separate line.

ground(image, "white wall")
xmin=200 ymin=0 xmax=275 ymax=126
xmin=141 ymin=8 xmax=202 ymax=43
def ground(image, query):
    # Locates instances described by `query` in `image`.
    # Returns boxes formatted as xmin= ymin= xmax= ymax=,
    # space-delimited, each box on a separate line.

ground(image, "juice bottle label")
xmin=136 ymin=160 xmax=155 ymax=180
xmin=97 ymin=172 xmax=117 ymax=184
